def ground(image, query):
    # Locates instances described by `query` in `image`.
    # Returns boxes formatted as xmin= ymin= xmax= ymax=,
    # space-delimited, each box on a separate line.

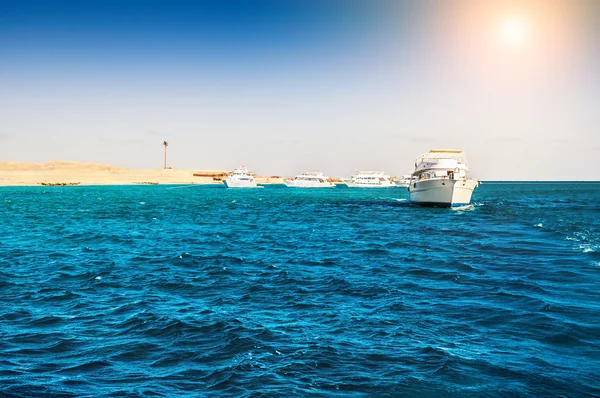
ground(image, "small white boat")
xmin=344 ymin=171 xmax=396 ymax=188
xmin=394 ymin=175 xmax=412 ymax=188
xmin=284 ymin=172 xmax=335 ymax=188
xmin=223 ymin=167 xmax=259 ymax=188
xmin=408 ymin=149 xmax=478 ymax=207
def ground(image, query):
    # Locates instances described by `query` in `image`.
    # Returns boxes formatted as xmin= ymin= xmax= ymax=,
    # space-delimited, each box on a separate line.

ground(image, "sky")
xmin=1 ymin=0 xmax=599 ymax=180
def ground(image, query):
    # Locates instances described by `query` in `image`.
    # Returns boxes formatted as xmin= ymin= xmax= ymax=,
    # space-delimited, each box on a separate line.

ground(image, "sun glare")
xmin=499 ymin=15 xmax=530 ymax=48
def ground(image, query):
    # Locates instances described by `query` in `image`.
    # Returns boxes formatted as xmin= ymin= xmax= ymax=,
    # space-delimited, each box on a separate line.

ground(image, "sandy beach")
xmin=0 ymin=161 xmax=285 ymax=186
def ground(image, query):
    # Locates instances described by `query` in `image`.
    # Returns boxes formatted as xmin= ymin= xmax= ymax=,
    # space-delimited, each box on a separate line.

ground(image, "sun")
xmin=499 ymin=15 xmax=530 ymax=48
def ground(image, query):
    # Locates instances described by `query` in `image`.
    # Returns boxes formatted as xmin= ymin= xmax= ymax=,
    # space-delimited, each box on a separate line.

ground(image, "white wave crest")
xmin=452 ymin=204 xmax=475 ymax=211
xmin=578 ymin=244 xmax=598 ymax=254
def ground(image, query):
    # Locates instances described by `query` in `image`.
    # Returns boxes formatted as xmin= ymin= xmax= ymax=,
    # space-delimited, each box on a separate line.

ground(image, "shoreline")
xmin=0 ymin=160 xmax=288 ymax=187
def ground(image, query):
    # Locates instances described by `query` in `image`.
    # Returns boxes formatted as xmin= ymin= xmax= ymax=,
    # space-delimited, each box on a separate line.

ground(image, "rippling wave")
xmin=1 ymin=183 xmax=599 ymax=396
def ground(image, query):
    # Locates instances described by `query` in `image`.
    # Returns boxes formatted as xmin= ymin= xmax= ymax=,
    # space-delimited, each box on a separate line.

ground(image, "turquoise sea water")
xmin=1 ymin=183 xmax=599 ymax=397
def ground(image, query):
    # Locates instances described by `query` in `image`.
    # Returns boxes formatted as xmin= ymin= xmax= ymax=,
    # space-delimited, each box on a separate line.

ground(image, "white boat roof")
xmin=418 ymin=149 xmax=465 ymax=158
xmin=431 ymin=149 xmax=463 ymax=153
xmin=299 ymin=172 xmax=324 ymax=176
xmin=414 ymin=149 xmax=467 ymax=164
xmin=412 ymin=149 xmax=469 ymax=175
xmin=232 ymin=166 xmax=254 ymax=175
xmin=356 ymin=171 xmax=385 ymax=175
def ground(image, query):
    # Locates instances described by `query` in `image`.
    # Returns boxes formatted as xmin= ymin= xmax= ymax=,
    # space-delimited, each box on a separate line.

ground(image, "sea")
xmin=1 ymin=182 xmax=599 ymax=397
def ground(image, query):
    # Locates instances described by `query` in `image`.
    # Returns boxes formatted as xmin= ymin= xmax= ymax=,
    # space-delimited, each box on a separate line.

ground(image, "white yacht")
xmin=395 ymin=175 xmax=412 ymax=188
xmin=408 ymin=149 xmax=478 ymax=207
xmin=284 ymin=172 xmax=335 ymax=188
xmin=223 ymin=167 xmax=259 ymax=188
xmin=344 ymin=171 xmax=396 ymax=188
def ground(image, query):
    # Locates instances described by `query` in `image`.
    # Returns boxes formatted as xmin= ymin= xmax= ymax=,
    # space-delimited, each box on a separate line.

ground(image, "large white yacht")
xmin=223 ymin=167 xmax=259 ymax=188
xmin=395 ymin=175 xmax=412 ymax=188
xmin=284 ymin=172 xmax=335 ymax=188
xmin=408 ymin=149 xmax=478 ymax=207
xmin=344 ymin=171 xmax=396 ymax=188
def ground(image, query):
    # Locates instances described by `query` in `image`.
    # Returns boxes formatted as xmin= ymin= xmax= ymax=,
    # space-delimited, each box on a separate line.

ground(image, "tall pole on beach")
xmin=163 ymin=141 xmax=169 ymax=169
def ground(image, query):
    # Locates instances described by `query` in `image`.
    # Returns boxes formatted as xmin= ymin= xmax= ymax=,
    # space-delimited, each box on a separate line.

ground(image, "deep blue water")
xmin=1 ymin=183 xmax=599 ymax=397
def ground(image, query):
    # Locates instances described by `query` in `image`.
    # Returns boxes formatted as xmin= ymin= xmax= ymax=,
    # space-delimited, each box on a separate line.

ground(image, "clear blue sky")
xmin=1 ymin=0 xmax=599 ymax=179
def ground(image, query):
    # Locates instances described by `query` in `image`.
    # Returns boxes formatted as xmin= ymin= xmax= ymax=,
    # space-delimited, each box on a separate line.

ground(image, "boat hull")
xmin=284 ymin=180 xmax=334 ymax=188
xmin=223 ymin=179 xmax=258 ymax=188
xmin=345 ymin=184 xmax=396 ymax=188
xmin=345 ymin=180 xmax=396 ymax=188
xmin=409 ymin=179 xmax=477 ymax=207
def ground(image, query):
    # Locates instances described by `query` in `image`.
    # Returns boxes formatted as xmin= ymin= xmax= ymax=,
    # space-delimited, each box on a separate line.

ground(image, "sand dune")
xmin=0 ymin=161 xmax=285 ymax=186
